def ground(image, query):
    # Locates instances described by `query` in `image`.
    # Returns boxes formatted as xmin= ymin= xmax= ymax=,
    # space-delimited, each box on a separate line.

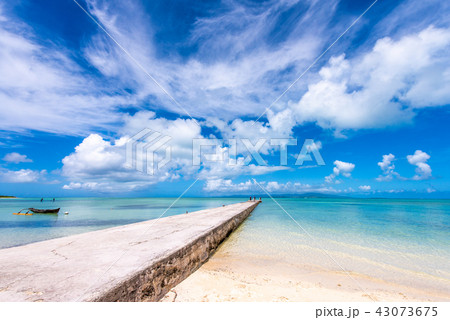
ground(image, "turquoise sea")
xmin=0 ymin=197 xmax=449 ymax=293
xmin=0 ymin=197 xmax=244 ymax=248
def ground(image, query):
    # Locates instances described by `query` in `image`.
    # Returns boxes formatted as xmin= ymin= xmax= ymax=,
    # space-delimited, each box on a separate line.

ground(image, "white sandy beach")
xmin=161 ymin=224 xmax=450 ymax=302
xmin=161 ymin=249 xmax=450 ymax=302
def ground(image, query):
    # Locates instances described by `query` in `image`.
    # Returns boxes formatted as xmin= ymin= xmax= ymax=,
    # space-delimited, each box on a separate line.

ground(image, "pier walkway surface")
xmin=0 ymin=201 xmax=260 ymax=301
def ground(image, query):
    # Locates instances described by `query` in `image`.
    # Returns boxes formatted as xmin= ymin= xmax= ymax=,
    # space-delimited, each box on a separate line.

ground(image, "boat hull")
xmin=29 ymin=208 xmax=60 ymax=214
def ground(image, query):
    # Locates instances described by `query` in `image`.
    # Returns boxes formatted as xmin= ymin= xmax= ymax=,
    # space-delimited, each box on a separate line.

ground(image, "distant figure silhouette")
xmin=40 ymin=198 xmax=43 ymax=202
xmin=52 ymin=198 xmax=55 ymax=202
xmin=249 ymin=196 xmax=252 ymax=201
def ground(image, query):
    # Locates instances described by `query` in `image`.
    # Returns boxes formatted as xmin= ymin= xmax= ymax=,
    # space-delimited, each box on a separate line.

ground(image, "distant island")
xmin=0 ymin=195 xmax=16 ymax=198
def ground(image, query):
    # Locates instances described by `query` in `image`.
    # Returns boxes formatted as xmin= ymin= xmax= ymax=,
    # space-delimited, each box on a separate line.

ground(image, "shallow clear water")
xmin=231 ymin=198 xmax=450 ymax=293
xmin=1 ymin=197 xmax=449 ymax=292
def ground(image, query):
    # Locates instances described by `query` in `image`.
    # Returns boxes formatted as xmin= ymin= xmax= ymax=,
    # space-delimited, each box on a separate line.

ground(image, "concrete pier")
xmin=0 ymin=201 xmax=260 ymax=302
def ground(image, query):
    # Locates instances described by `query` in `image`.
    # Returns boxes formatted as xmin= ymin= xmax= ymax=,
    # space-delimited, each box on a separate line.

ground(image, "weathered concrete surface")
xmin=0 ymin=201 xmax=260 ymax=302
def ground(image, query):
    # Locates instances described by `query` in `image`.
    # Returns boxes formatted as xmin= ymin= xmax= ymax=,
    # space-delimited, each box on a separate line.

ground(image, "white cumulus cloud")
xmin=61 ymin=134 xmax=168 ymax=192
xmin=407 ymin=150 xmax=432 ymax=180
xmin=376 ymin=153 xmax=397 ymax=181
xmin=203 ymin=179 xmax=337 ymax=194
xmin=289 ymin=26 xmax=450 ymax=132
xmin=325 ymin=160 xmax=355 ymax=183
xmin=2 ymin=152 xmax=32 ymax=163
xmin=0 ymin=168 xmax=45 ymax=183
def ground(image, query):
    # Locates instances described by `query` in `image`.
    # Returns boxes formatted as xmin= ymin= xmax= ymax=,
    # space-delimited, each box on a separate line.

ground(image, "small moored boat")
xmin=14 ymin=208 xmax=61 ymax=215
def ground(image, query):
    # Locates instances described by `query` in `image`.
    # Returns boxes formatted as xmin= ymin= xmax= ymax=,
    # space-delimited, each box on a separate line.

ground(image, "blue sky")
xmin=0 ymin=0 xmax=449 ymax=198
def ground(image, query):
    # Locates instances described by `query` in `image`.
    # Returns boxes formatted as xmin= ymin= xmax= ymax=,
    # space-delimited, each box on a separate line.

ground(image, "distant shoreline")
xmin=1 ymin=195 xmax=449 ymax=200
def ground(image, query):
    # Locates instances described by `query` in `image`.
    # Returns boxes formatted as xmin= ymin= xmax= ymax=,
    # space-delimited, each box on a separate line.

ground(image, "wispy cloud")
xmin=2 ymin=0 xmax=450 ymax=138
xmin=0 ymin=5 xmax=129 ymax=135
